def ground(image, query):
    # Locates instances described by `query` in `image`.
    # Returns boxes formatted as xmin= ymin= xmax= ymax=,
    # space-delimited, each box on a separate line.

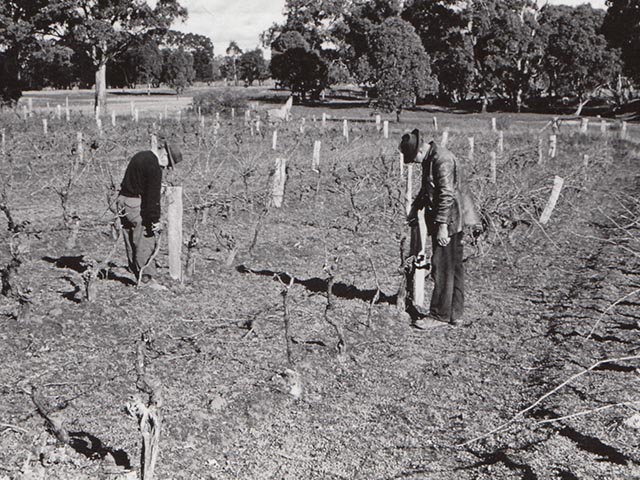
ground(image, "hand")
xmin=436 ymin=223 xmax=450 ymax=247
xmin=151 ymin=222 xmax=162 ymax=233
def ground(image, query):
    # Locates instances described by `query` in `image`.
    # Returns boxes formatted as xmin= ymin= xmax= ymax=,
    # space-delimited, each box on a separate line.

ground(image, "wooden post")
xmin=244 ymin=110 xmax=250 ymax=126
xmin=56 ymin=105 xmax=62 ymax=120
xmin=22 ymin=105 xmax=28 ymax=121
xmin=583 ymin=154 xmax=589 ymax=168
xmin=413 ymin=208 xmax=427 ymax=308
xmin=399 ymin=152 xmax=404 ymax=176
xmin=272 ymin=130 xmax=278 ymax=150
xmin=375 ymin=114 xmax=381 ymax=132
xmin=321 ymin=90 xmax=326 ymax=101
xmin=231 ymin=108 xmax=235 ymax=120
xmin=256 ymin=118 xmax=261 ymax=135
xmin=96 ymin=118 xmax=103 ymax=137
xmin=151 ymin=134 xmax=158 ymax=155
xmin=65 ymin=103 xmax=70 ymax=122
xmin=271 ymin=158 xmax=287 ymax=208
xmin=383 ymin=121 xmax=389 ymax=139
xmin=130 ymin=102 xmax=135 ymax=120
xmin=580 ymin=117 xmax=588 ymax=134
xmin=111 ymin=111 xmax=116 ymax=127
xmin=166 ymin=186 xmax=183 ymax=281
xmin=77 ymin=132 xmax=84 ymax=163
xmin=405 ymin=164 xmax=413 ymax=216
xmin=433 ymin=116 xmax=438 ymax=131
xmin=343 ymin=119 xmax=349 ymax=141
xmin=490 ymin=151 xmax=496 ymax=184
xmin=621 ymin=121 xmax=627 ymax=140
xmin=498 ymin=130 xmax=504 ymax=154
xmin=312 ymin=140 xmax=321 ymax=172
xmin=200 ymin=115 xmax=205 ymax=131
xmin=539 ymin=176 xmax=564 ymax=225
xmin=441 ymin=129 xmax=449 ymax=147
xmin=468 ymin=137 xmax=474 ymax=162
xmin=42 ymin=119 xmax=48 ymax=136
xmin=28 ymin=98 xmax=33 ymax=115
xmin=95 ymin=104 xmax=101 ymax=121
xmin=548 ymin=134 xmax=557 ymax=159
xmin=538 ymin=137 xmax=544 ymax=164
xmin=322 ymin=113 xmax=327 ymax=128
xmin=300 ymin=117 xmax=306 ymax=134
xmin=600 ymin=119 xmax=607 ymax=134
xmin=135 ymin=109 xmax=139 ymax=123
xmin=492 ymin=117 xmax=497 ymax=132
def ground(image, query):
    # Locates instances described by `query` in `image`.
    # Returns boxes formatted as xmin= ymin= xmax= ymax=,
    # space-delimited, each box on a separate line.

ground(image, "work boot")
xmin=413 ymin=317 xmax=447 ymax=330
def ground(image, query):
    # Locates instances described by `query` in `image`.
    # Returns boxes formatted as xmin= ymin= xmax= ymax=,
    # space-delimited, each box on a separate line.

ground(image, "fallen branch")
xmin=458 ymin=354 xmax=640 ymax=447
xmin=535 ymin=400 xmax=640 ymax=426
xmin=586 ymin=288 xmax=640 ymax=340
xmin=31 ymin=386 xmax=70 ymax=445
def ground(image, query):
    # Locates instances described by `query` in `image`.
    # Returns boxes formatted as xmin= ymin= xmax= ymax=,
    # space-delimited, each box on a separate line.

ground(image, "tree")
xmin=270 ymin=48 xmax=329 ymax=99
xmin=402 ymin=0 xmax=474 ymax=103
xmin=162 ymin=47 xmax=195 ymax=94
xmin=59 ymin=0 xmax=187 ymax=111
xmin=541 ymin=4 xmax=621 ymax=110
xmin=165 ymin=31 xmax=215 ymax=83
xmin=110 ymin=38 xmax=163 ymax=89
xmin=366 ymin=17 xmax=436 ymax=121
xmin=225 ymin=41 xmax=243 ymax=86
xmin=602 ymin=0 xmax=640 ymax=84
xmin=238 ymin=49 xmax=267 ymax=86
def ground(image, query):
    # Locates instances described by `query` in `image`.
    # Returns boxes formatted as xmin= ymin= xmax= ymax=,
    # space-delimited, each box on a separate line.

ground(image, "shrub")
xmin=191 ymin=88 xmax=250 ymax=115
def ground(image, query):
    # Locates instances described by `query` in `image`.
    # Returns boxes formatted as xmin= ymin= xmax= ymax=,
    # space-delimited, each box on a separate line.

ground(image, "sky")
xmin=169 ymin=0 xmax=608 ymax=57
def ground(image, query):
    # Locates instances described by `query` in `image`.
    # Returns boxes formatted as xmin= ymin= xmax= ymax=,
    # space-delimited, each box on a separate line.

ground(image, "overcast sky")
xmin=169 ymin=0 xmax=608 ymax=57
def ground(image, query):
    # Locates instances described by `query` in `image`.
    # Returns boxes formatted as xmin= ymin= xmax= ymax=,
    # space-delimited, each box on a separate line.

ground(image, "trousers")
xmin=430 ymin=231 xmax=464 ymax=322
xmin=116 ymin=195 xmax=157 ymax=279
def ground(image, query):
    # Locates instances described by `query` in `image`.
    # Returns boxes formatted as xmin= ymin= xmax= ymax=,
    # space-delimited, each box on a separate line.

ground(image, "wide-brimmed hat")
xmin=399 ymin=128 xmax=420 ymax=163
xmin=164 ymin=141 xmax=183 ymax=167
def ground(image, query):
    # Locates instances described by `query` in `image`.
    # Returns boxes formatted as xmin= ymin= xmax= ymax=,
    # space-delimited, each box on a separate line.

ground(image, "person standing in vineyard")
xmin=400 ymin=129 xmax=480 ymax=328
xmin=116 ymin=141 xmax=183 ymax=290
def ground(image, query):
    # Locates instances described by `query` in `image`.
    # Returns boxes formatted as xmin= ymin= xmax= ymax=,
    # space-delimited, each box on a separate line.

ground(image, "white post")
xmin=490 ymin=151 xmax=496 ymax=184
xmin=383 ymin=121 xmax=389 ymax=139
xmin=166 ymin=186 xmax=183 ymax=281
xmin=200 ymin=115 xmax=205 ymax=131
xmin=538 ymin=137 xmax=544 ymax=165
xmin=65 ymin=103 xmax=70 ymax=122
xmin=580 ymin=117 xmax=588 ymax=134
xmin=492 ymin=117 xmax=497 ymax=132
xmin=111 ymin=111 xmax=116 ymax=127
xmin=441 ymin=129 xmax=449 ymax=147
xmin=375 ymin=114 xmax=381 ymax=132
xmin=312 ymin=140 xmax=321 ymax=172
xmin=433 ymin=116 xmax=438 ymax=131
xmin=272 ymin=130 xmax=278 ymax=150
xmin=343 ymin=119 xmax=349 ymax=141
xmin=583 ymin=154 xmax=589 ymax=168
xmin=621 ymin=121 xmax=627 ymax=140
xmin=42 ymin=119 xmax=48 ymax=136
xmin=151 ymin=133 xmax=158 ymax=155
xmin=271 ymin=158 xmax=287 ymax=208
xmin=539 ymin=176 xmax=565 ymax=225
xmin=28 ymin=98 xmax=33 ymax=115
xmin=322 ymin=113 xmax=327 ymax=128
xmin=244 ymin=110 xmax=251 ymax=126
xmin=77 ymin=132 xmax=84 ymax=163
xmin=130 ymin=102 xmax=135 ymax=120
xmin=96 ymin=118 xmax=103 ymax=137
xmin=405 ymin=164 xmax=413 ymax=216
xmin=468 ymin=137 xmax=474 ymax=162
xmin=549 ymin=134 xmax=557 ymax=159
xmin=134 ymin=109 xmax=139 ymax=123
xmin=399 ymin=152 xmax=404 ymax=176
xmin=231 ymin=108 xmax=235 ymax=120
xmin=22 ymin=105 xmax=28 ymax=121
xmin=256 ymin=118 xmax=261 ymax=135
xmin=300 ymin=117 xmax=306 ymax=134
xmin=498 ymin=130 xmax=504 ymax=154
xmin=600 ymin=119 xmax=607 ymax=134
xmin=95 ymin=104 xmax=101 ymax=121
xmin=56 ymin=105 xmax=62 ymax=120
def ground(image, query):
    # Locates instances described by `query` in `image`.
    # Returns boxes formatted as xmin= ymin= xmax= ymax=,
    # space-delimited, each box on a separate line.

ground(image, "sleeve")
xmin=432 ymin=153 xmax=455 ymax=224
xmin=140 ymin=164 xmax=163 ymax=225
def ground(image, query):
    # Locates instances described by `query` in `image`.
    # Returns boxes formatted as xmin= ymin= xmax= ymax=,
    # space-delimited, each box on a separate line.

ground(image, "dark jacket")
xmin=119 ymin=151 xmax=163 ymax=225
xmin=414 ymin=143 xmax=469 ymax=235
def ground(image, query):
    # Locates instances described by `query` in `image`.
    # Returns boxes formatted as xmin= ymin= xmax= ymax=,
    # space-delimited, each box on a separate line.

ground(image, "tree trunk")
xmin=94 ymin=63 xmax=107 ymax=113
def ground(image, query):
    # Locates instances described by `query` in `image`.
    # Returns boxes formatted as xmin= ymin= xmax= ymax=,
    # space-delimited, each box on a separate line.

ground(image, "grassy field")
xmin=0 ymin=87 xmax=639 ymax=479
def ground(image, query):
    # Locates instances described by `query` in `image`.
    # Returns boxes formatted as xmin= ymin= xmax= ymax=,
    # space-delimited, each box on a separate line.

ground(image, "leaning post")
xmin=166 ymin=186 xmax=183 ymax=282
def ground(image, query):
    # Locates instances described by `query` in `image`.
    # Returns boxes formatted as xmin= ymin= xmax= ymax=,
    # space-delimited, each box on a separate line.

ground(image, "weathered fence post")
xmin=405 ymin=164 xmax=413 ymax=216
xmin=96 ymin=118 xmax=103 ymax=137
xmin=130 ymin=102 xmax=135 ymax=120
xmin=375 ymin=114 xmax=381 ymax=132
xmin=151 ymin=134 xmax=158 ymax=155
xmin=580 ymin=117 xmax=588 ymax=134
xmin=343 ymin=119 xmax=349 ymax=141
xmin=548 ymin=134 xmax=557 ymax=159
xmin=539 ymin=176 xmax=564 ymax=225
xmin=583 ymin=154 xmax=589 ymax=168
xmin=498 ymin=130 xmax=504 ymax=154
xmin=490 ymin=151 xmax=497 ymax=184
xmin=383 ymin=121 xmax=389 ymax=139
xmin=231 ymin=108 xmax=235 ymax=120
xmin=468 ymin=137 xmax=474 ymax=162
xmin=433 ymin=116 xmax=438 ymax=131
xmin=600 ymin=118 xmax=607 ymax=134
xmin=491 ymin=117 xmax=497 ymax=132
xmin=272 ymin=130 xmax=278 ymax=150
xmin=135 ymin=109 xmax=139 ymax=123
xmin=538 ymin=137 xmax=544 ymax=164
xmin=166 ymin=186 xmax=183 ymax=281
xmin=300 ymin=117 xmax=306 ymax=134
xmin=621 ymin=121 xmax=627 ymax=140
xmin=65 ymin=97 xmax=70 ymax=121
xmin=77 ymin=132 xmax=84 ymax=163
xmin=111 ymin=111 xmax=116 ymax=127
xmin=271 ymin=158 xmax=287 ymax=208
xmin=56 ymin=105 xmax=62 ymax=120
xmin=322 ymin=113 xmax=327 ymax=128
xmin=28 ymin=98 xmax=33 ymax=116
xmin=441 ymin=129 xmax=449 ymax=147
xmin=42 ymin=119 xmax=48 ymax=136
xmin=312 ymin=140 xmax=321 ymax=172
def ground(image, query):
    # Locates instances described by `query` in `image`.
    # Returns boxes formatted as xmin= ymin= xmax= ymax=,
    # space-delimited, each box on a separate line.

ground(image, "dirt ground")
xmin=0 ymin=94 xmax=639 ymax=479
